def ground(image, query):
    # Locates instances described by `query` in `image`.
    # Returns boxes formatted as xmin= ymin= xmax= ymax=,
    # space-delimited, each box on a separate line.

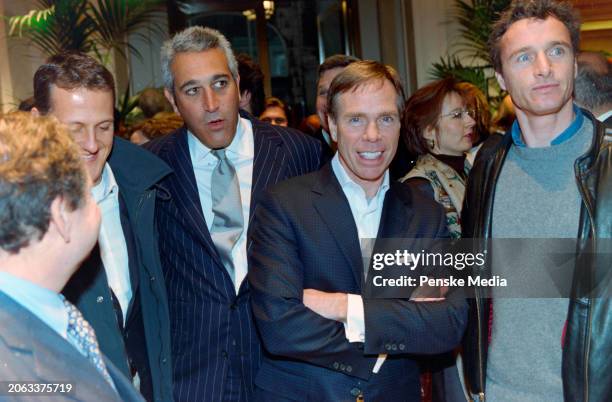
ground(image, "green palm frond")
xmin=88 ymin=0 xmax=164 ymax=60
xmin=7 ymin=0 xmax=164 ymax=62
xmin=429 ymin=55 xmax=488 ymax=92
xmin=431 ymin=0 xmax=511 ymax=105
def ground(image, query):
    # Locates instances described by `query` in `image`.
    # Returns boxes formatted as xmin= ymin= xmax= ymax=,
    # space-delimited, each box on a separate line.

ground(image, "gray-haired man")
xmin=144 ymin=26 xmax=322 ymax=401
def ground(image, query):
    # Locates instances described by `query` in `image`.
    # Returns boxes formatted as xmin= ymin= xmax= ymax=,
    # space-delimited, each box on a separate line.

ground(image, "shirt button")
xmin=399 ymin=343 xmax=405 ymax=351
xmin=96 ymin=296 xmax=104 ymax=303
xmin=333 ymin=362 xmax=339 ymax=369
xmin=350 ymin=387 xmax=361 ymax=397
xmin=391 ymin=344 xmax=397 ymax=351
xmin=340 ymin=364 xmax=346 ymax=371
xmin=150 ymin=276 xmax=156 ymax=281
xmin=385 ymin=343 xmax=392 ymax=351
xmin=346 ymin=365 xmax=352 ymax=373
xmin=162 ymin=358 xmax=167 ymax=364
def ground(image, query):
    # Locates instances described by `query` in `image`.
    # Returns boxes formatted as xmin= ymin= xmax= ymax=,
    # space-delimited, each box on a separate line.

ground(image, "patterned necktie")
xmin=62 ymin=297 xmax=115 ymax=389
xmin=210 ymin=149 xmax=244 ymax=282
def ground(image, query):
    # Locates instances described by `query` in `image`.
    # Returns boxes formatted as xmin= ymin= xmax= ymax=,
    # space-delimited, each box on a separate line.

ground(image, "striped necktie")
xmin=62 ymin=297 xmax=116 ymax=390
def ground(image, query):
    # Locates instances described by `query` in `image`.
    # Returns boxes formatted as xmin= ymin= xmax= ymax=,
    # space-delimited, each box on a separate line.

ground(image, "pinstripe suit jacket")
xmin=144 ymin=115 xmax=322 ymax=402
xmin=248 ymin=164 xmax=468 ymax=401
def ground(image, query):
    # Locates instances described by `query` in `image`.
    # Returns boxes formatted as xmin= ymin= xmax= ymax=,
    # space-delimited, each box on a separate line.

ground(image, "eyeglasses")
xmin=440 ymin=108 xmax=475 ymax=120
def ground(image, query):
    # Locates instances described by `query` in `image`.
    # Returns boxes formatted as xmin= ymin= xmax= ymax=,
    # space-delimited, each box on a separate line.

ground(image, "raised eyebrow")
xmin=211 ymin=73 xmax=231 ymax=82
xmin=507 ymin=46 xmax=533 ymax=61
xmin=97 ymin=119 xmax=114 ymax=126
xmin=548 ymin=40 xmax=571 ymax=50
xmin=178 ymin=79 xmax=201 ymax=91
xmin=507 ymin=40 xmax=572 ymax=61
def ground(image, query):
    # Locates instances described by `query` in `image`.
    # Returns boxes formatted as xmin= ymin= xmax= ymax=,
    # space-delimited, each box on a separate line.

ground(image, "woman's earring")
xmin=427 ymin=138 xmax=435 ymax=150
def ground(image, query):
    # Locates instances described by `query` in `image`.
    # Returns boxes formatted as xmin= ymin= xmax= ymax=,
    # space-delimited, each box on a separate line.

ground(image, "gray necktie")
xmin=210 ymin=149 xmax=244 ymax=282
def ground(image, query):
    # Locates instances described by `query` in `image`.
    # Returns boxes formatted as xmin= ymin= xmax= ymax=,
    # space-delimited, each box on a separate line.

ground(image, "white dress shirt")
xmin=188 ymin=117 xmax=254 ymax=293
xmin=91 ymin=164 xmax=132 ymax=324
xmin=331 ymin=154 xmax=389 ymax=373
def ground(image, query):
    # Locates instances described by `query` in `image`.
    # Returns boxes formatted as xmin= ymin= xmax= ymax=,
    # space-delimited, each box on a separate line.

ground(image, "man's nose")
xmin=203 ymin=88 xmax=220 ymax=112
xmin=363 ymin=121 xmax=381 ymax=142
xmin=80 ymin=130 xmax=98 ymax=153
xmin=534 ymin=51 xmax=552 ymax=78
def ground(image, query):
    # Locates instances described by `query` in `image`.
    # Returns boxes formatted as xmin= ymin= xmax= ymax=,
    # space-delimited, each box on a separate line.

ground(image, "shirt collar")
xmin=331 ymin=153 xmax=390 ymax=202
xmin=511 ymin=104 xmax=584 ymax=147
xmin=188 ymin=117 xmax=253 ymax=162
xmin=321 ymin=129 xmax=332 ymax=146
xmin=91 ymin=163 xmax=118 ymax=204
xmin=597 ymin=110 xmax=612 ymax=122
xmin=0 ymin=272 xmax=68 ymax=340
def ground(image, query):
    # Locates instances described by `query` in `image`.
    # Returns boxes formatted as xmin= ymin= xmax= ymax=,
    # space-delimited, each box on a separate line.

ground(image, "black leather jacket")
xmin=461 ymin=109 xmax=611 ymax=402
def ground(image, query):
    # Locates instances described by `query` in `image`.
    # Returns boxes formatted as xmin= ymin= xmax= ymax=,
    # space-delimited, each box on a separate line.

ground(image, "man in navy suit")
xmin=144 ymin=26 xmax=322 ymax=402
xmin=249 ymin=61 xmax=468 ymax=401
xmin=0 ymin=112 xmax=144 ymax=402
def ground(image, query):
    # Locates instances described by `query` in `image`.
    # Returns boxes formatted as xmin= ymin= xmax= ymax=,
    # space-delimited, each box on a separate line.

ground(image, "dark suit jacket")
xmin=143 ymin=115 xmax=322 ymax=402
xmin=62 ymin=138 xmax=173 ymax=402
xmin=0 ymin=291 xmax=144 ymax=402
xmin=248 ymin=164 xmax=468 ymax=402
xmin=310 ymin=128 xmax=335 ymax=164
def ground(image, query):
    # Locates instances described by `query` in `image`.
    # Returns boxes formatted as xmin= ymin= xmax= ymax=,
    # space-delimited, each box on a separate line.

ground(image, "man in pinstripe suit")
xmin=144 ymin=26 xmax=322 ymax=402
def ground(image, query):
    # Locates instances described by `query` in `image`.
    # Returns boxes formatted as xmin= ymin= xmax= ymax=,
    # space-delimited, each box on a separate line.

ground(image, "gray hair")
xmin=161 ymin=26 xmax=239 ymax=91
xmin=574 ymin=60 xmax=612 ymax=111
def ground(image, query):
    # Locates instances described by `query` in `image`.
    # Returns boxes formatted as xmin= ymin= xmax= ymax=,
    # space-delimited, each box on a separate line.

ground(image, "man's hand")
xmin=303 ymin=289 xmax=348 ymax=322
xmin=410 ymin=282 xmax=448 ymax=302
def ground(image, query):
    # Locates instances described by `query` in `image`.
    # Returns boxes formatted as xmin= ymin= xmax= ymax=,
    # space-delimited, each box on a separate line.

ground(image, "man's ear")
xmin=328 ymin=117 xmax=338 ymax=142
xmin=495 ymin=71 xmax=507 ymax=91
xmin=49 ymin=197 xmax=71 ymax=243
xmin=239 ymin=90 xmax=252 ymax=110
xmin=31 ymin=107 xmax=41 ymax=117
xmin=164 ymin=88 xmax=180 ymax=114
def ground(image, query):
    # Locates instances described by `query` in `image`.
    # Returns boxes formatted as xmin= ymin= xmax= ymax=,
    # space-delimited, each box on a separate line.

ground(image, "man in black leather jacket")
xmin=461 ymin=1 xmax=611 ymax=401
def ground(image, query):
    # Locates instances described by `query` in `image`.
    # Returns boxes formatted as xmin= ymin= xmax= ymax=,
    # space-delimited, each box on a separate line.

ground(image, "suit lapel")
xmin=376 ymin=182 xmax=415 ymax=239
xmin=165 ymin=128 xmax=224 ymax=268
xmin=312 ymin=164 xmax=363 ymax=286
xmin=249 ymin=118 xmax=286 ymax=228
xmin=0 ymin=294 xmax=119 ymax=401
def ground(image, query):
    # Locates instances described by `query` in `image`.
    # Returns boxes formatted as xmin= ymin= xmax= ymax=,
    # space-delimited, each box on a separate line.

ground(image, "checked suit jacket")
xmin=144 ymin=114 xmax=322 ymax=402
xmin=248 ymin=164 xmax=468 ymax=402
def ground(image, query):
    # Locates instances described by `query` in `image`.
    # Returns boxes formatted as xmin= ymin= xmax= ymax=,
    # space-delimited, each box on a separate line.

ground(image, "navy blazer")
xmin=144 ymin=116 xmax=322 ymax=402
xmin=0 ymin=292 xmax=144 ymax=402
xmin=62 ymin=138 xmax=173 ymax=402
xmin=248 ymin=164 xmax=468 ymax=401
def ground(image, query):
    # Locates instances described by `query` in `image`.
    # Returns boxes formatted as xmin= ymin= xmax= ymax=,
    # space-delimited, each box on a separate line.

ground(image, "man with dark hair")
xmin=315 ymin=54 xmax=360 ymax=161
xmin=249 ymin=60 xmax=467 ymax=401
xmin=574 ymin=51 xmax=612 ymax=123
xmin=138 ymin=88 xmax=173 ymax=119
xmin=32 ymin=52 xmax=173 ymax=402
xmin=462 ymin=1 xmax=611 ymax=401
xmin=0 ymin=112 xmax=144 ymax=402
xmin=146 ymin=26 xmax=322 ymax=401
xmin=236 ymin=53 xmax=266 ymax=116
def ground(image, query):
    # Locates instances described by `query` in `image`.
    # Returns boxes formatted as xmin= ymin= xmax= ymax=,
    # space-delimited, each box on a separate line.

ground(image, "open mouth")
xmin=208 ymin=119 xmax=224 ymax=129
xmin=358 ymin=151 xmax=383 ymax=160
